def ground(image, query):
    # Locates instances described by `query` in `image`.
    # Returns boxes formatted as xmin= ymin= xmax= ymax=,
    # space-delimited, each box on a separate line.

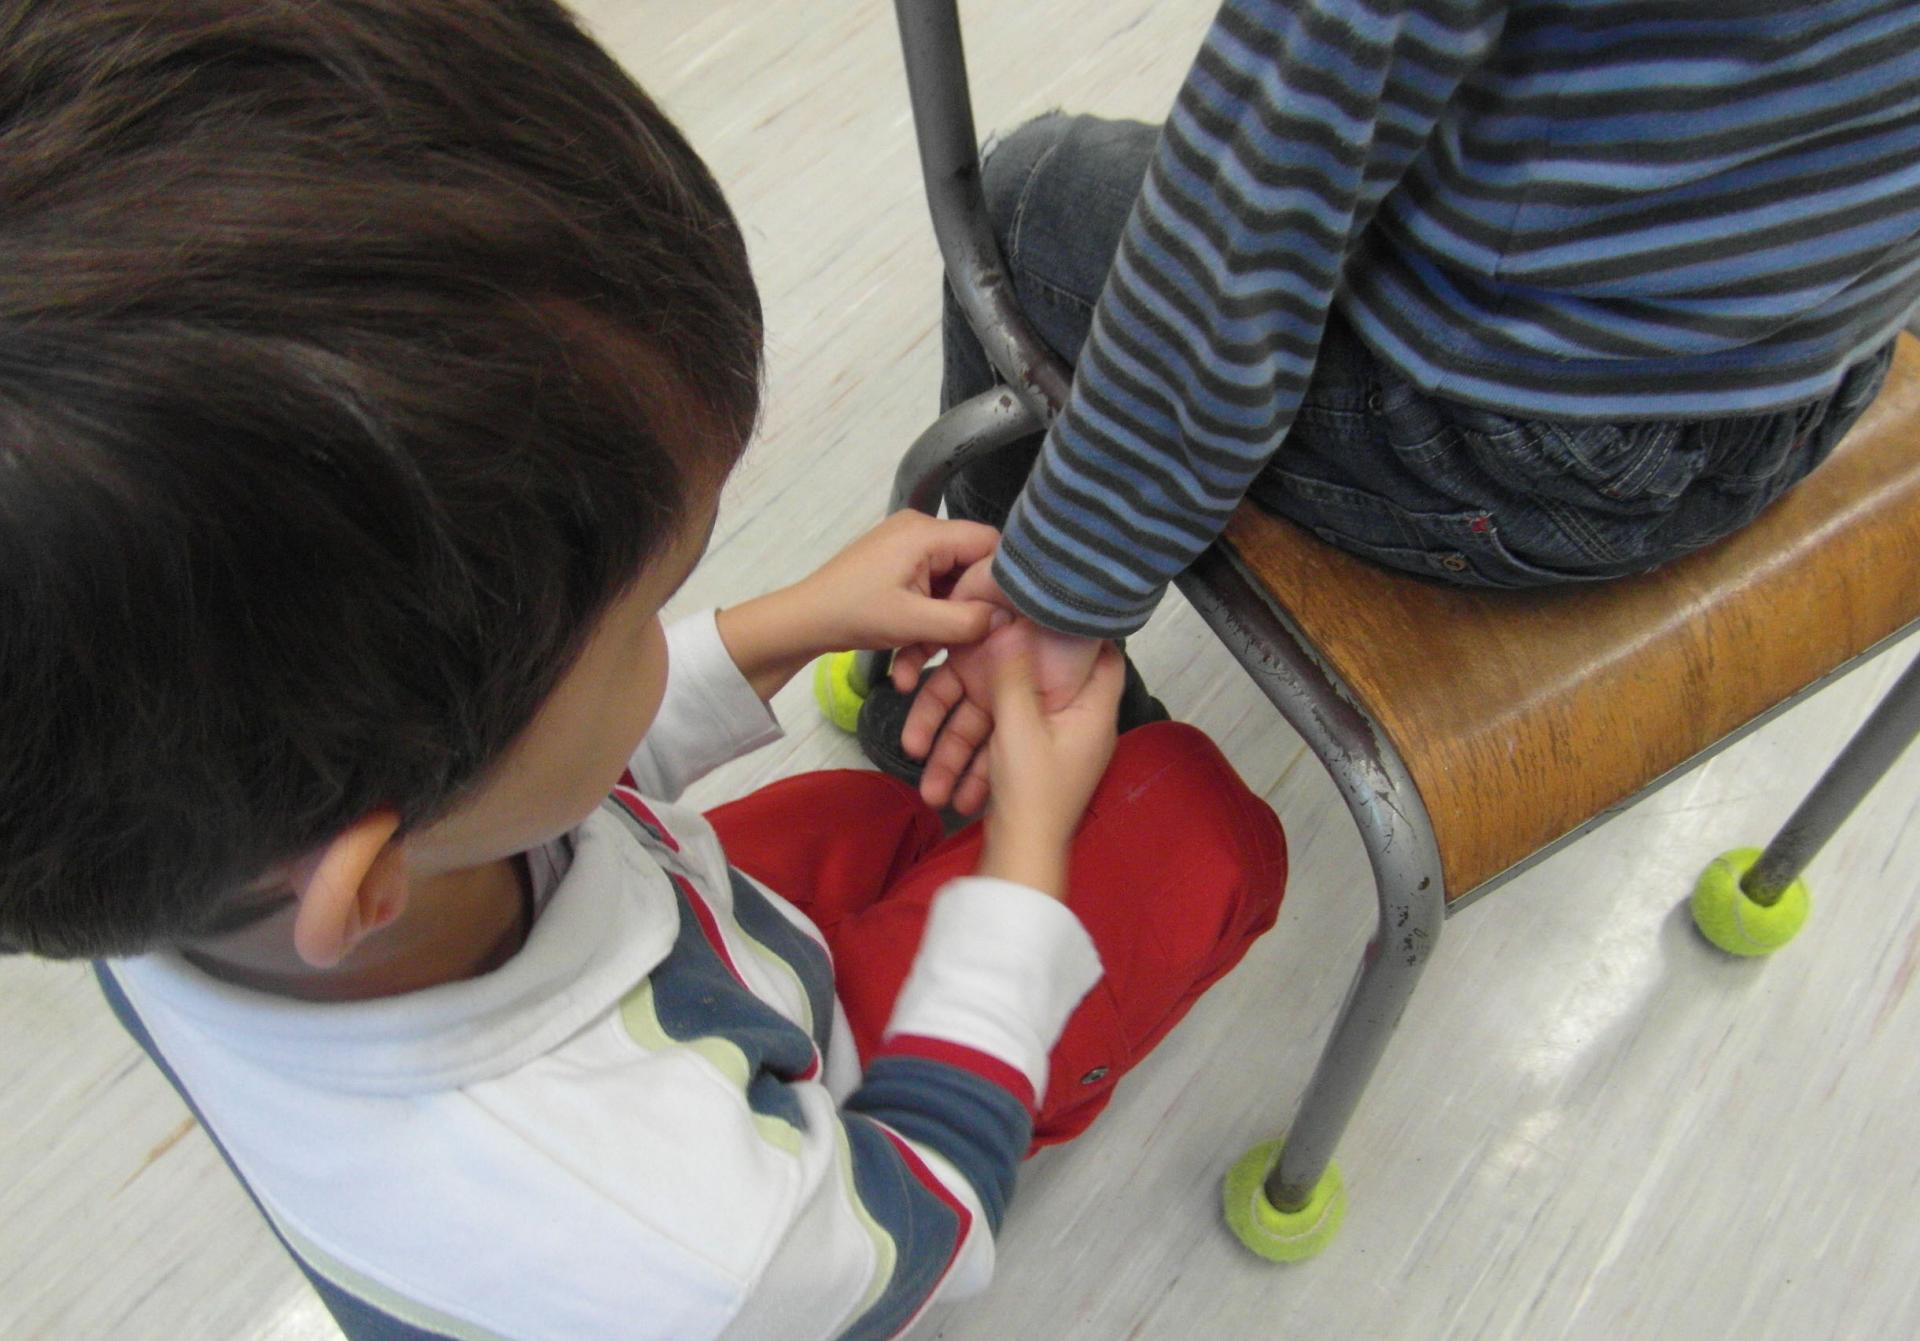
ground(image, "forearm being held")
xmin=973 ymin=625 xmax=1125 ymax=900
xmin=977 ymin=826 xmax=1070 ymax=902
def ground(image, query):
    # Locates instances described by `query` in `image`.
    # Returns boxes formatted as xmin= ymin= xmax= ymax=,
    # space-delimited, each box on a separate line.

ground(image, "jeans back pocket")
xmin=1251 ymin=466 xmax=1600 ymax=588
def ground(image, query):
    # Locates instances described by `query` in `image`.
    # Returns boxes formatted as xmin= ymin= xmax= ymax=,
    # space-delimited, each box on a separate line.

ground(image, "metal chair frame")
xmin=876 ymin=0 xmax=1920 ymax=1220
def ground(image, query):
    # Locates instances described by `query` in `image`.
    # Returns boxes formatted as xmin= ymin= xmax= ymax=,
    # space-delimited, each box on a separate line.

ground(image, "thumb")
xmin=1078 ymin=640 xmax=1127 ymax=715
xmin=951 ymin=555 xmax=1007 ymax=605
xmin=887 ymin=591 xmax=1006 ymax=649
xmin=904 ymin=596 xmax=1004 ymax=648
xmin=986 ymin=631 xmax=1041 ymax=724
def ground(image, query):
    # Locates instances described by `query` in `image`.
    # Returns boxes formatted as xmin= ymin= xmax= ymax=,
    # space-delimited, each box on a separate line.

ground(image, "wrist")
xmin=715 ymin=585 xmax=829 ymax=702
xmin=978 ymin=821 xmax=1070 ymax=900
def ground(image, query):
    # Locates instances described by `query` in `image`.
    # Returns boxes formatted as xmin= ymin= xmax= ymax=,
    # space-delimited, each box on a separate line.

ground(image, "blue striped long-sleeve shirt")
xmin=993 ymin=0 xmax=1920 ymax=637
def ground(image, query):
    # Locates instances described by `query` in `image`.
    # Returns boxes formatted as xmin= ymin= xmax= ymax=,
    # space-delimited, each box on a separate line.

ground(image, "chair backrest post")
xmin=893 ymin=0 xmax=1073 ymax=420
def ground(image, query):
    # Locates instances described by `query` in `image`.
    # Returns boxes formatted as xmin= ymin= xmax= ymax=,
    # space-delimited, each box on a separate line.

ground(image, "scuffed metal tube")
xmin=1743 ymin=653 xmax=1920 ymax=903
xmin=894 ymin=0 xmax=1073 ymax=423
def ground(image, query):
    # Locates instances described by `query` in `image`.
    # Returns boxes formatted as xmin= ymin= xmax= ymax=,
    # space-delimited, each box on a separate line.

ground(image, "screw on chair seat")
xmin=1218 ymin=332 xmax=1920 ymax=904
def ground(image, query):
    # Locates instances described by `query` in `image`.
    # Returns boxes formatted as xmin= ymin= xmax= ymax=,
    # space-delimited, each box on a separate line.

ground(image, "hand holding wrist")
xmin=715 ymin=514 xmax=1003 ymax=702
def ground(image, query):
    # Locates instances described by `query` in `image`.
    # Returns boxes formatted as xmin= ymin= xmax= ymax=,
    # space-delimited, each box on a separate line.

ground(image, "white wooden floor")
xmin=6 ymin=3 xmax=1920 ymax=1338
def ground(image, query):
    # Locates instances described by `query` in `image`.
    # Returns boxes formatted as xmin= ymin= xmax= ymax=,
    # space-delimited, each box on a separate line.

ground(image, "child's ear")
xmin=289 ymin=812 xmax=410 ymax=970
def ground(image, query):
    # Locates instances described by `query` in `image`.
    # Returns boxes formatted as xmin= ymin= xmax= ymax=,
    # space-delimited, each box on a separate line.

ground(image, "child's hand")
xmin=976 ymin=623 xmax=1124 ymax=899
xmin=891 ymin=559 xmax=1104 ymax=815
xmin=716 ymin=513 xmax=1004 ymax=701
xmin=797 ymin=511 xmax=1005 ymax=653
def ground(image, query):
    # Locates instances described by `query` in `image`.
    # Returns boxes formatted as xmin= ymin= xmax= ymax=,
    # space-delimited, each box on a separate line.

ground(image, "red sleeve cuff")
xmin=874 ymin=1033 xmax=1039 ymax=1116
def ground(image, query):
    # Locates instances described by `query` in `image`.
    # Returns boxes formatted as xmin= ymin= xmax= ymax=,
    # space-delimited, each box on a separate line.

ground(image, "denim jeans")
xmin=942 ymin=114 xmax=1898 ymax=587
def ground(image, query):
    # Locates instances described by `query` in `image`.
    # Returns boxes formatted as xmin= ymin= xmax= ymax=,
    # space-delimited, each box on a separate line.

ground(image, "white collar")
xmin=109 ymin=807 xmax=678 ymax=1095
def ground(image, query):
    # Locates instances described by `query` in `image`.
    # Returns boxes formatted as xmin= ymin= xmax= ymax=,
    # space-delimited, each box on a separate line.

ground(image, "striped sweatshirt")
xmin=100 ymin=613 xmax=1102 ymax=1341
xmin=993 ymin=0 xmax=1920 ymax=637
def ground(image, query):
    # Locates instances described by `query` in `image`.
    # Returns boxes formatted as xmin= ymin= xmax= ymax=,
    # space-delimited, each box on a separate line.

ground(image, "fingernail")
xmin=988 ymin=608 xmax=1013 ymax=631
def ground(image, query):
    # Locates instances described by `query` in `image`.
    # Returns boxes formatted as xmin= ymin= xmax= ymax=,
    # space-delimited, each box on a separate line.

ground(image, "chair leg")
xmin=1690 ymin=649 xmax=1920 ymax=955
xmin=893 ymin=0 xmax=1073 ymax=421
xmin=884 ymin=384 xmax=1040 ymax=515
xmin=1743 ymin=652 xmax=1920 ymax=902
xmin=1178 ymin=543 xmax=1446 ymax=1260
xmin=1269 ymin=845 xmax=1444 ymax=1209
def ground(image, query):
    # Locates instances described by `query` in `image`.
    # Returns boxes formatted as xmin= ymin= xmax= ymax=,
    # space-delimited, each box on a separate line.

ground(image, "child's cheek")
xmin=624 ymin=618 xmax=671 ymax=754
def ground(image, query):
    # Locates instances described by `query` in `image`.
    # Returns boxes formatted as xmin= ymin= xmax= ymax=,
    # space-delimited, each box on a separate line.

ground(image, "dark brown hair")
xmin=0 ymin=0 xmax=762 ymax=957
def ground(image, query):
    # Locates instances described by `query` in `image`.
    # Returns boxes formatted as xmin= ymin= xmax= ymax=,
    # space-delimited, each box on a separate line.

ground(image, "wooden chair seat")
xmin=1220 ymin=332 xmax=1920 ymax=902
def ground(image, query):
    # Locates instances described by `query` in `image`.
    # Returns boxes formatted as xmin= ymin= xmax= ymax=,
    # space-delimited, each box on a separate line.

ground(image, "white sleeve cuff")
xmin=626 ymin=611 xmax=782 ymax=800
xmin=882 ymin=877 xmax=1104 ymax=1106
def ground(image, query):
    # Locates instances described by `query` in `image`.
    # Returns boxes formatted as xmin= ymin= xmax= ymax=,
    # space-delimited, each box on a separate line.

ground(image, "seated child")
xmin=865 ymin=4 xmax=1919 ymax=807
xmin=0 ymin=3 xmax=1287 ymax=1337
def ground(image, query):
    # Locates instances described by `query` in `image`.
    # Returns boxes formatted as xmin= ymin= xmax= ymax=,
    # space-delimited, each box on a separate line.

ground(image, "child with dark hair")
xmin=0 ymin=3 xmax=1287 ymax=1337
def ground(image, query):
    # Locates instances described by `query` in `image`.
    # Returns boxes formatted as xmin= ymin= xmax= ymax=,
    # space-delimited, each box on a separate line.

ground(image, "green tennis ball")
xmin=1690 ymin=847 xmax=1810 ymax=956
xmin=812 ymin=651 xmax=867 ymax=734
xmin=1222 ymin=1140 xmax=1345 ymax=1263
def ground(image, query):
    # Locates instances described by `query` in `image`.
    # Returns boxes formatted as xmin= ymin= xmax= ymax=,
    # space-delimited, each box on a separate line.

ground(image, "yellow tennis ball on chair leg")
xmin=1690 ymin=847 xmax=1810 ymax=956
xmin=1222 ymin=1139 xmax=1345 ymax=1263
xmin=812 ymin=650 xmax=868 ymax=734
